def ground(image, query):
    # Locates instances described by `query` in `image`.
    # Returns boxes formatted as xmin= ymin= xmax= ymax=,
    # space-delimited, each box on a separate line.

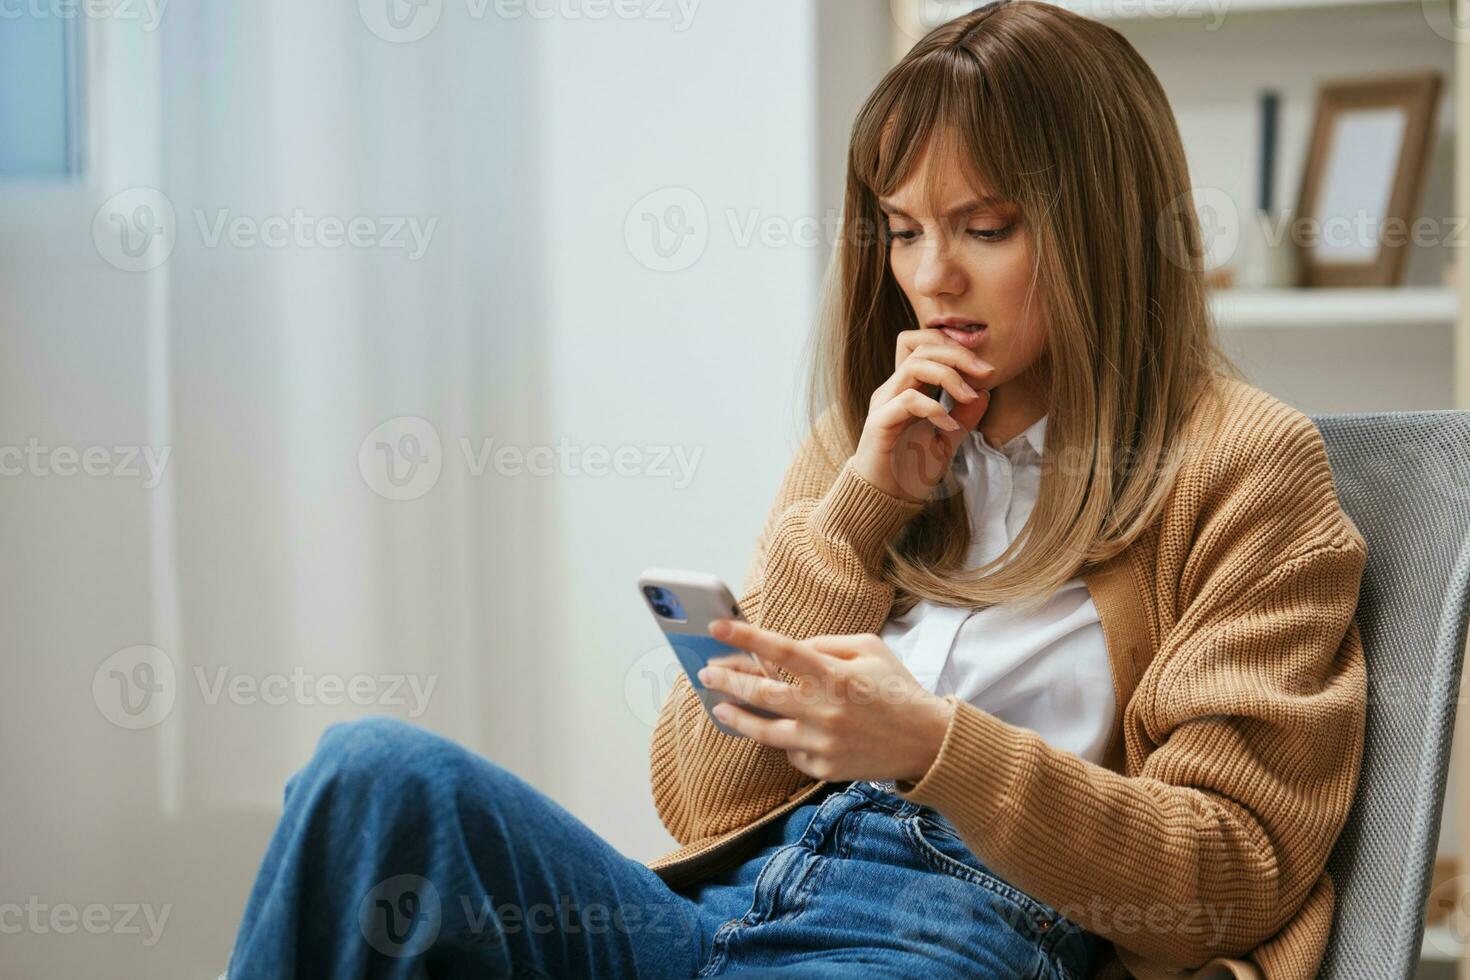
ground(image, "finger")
xmin=873 ymin=387 xmax=960 ymax=434
xmin=804 ymin=634 xmax=867 ymax=659
xmin=879 ymin=348 xmax=991 ymax=410
xmin=710 ymin=620 xmax=836 ymax=680
xmin=699 ymin=662 xmax=821 ymax=720
xmin=895 ymin=330 xmax=995 ymax=378
xmin=786 ymin=748 xmax=820 ymax=779
xmin=711 ymin=701 xmax=805 ymax=750
xmin=906 ymin=343 xmax=994 ymax=385
xmin=872 ymin=357 xmax=983 ymax=409
xmin=705 ymin=652 xmax=769 ymax=677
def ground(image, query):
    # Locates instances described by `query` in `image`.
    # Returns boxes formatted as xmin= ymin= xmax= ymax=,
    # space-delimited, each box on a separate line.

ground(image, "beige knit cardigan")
xmin=646 ymin=377 xmax=1369 ymax=980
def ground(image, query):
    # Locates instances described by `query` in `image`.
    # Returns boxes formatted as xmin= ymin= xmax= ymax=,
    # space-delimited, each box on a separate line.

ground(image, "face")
xmin=878 ymin=135 xmax=1049 ymax=429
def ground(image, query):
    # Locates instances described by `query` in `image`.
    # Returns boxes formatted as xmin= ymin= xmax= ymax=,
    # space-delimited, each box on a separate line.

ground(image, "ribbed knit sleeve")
xmin=893 ymin=411 xmax=1369 ymax=973
xmin=648 ymin=410 xmax=925 ymax=845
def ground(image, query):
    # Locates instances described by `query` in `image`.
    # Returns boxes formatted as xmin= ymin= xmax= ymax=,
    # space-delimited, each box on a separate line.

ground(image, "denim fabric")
xmin=227 ymin=716 xmax=1105 ymax=979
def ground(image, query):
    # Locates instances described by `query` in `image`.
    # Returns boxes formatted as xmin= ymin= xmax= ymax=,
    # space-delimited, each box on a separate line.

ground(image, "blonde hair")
xmin=804 ymin=0 xmax=1247 ymax=618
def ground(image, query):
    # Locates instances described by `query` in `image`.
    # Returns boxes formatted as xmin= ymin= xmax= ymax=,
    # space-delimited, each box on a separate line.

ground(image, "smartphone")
xmin=638 ymin=567 xmax=782 ymax=738
xmin=938 ymin=386 xmax=957 ymax=415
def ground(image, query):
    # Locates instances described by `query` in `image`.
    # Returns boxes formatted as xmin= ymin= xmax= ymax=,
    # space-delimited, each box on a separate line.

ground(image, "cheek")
xmin=888 ymin=251 xmax=915 ymax=294
xmin=972 ymin=247 xmax=1032 ymax=306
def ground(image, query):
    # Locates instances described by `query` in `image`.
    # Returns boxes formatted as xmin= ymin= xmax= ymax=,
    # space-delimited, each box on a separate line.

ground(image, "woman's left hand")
xmin=696 ymin=618 xmax=956 ymax=784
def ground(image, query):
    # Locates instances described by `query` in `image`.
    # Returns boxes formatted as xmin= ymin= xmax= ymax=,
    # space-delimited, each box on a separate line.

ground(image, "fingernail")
xmin=697 ymin=667 xmax=712 ymax=683
xmin=959 ymin=382 xmax=978 ymax=399
xmin=710 ymin=619 xmax=731 ymax=638
xmin=936 ymin=415 xmax=960 ymax=432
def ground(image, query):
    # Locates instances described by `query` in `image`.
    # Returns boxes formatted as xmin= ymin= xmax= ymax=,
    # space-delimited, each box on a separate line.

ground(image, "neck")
xmin=978 ymin=376 xmax=1047 ymax=448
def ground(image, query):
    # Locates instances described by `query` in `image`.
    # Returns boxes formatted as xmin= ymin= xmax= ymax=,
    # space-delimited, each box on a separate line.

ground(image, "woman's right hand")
xmin=850 ymin=329 xmax=995 ymax=503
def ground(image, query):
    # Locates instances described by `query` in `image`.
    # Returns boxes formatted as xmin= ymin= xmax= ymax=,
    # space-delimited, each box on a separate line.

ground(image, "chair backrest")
xmin=1311 ymin=410 xmax=1470 ymax=979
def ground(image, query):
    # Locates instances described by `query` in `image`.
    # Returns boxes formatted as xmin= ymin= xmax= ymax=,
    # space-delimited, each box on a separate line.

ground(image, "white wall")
xmin=533 ymin=0 xmax=827 ymax=860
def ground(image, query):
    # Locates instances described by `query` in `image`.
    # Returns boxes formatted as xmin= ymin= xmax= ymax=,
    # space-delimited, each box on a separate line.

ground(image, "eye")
xmin=968 ymin=224 xmax=1013 ymax=242
xmin=882 ymin=218 xmax=917 ymax=243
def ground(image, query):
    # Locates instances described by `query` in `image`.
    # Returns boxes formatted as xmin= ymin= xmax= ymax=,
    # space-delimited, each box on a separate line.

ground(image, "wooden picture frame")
xmin=1294 ymin=72 xmax=1443 ymax=287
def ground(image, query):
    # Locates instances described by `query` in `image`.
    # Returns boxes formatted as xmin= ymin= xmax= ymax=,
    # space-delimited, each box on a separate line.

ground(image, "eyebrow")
xmin=878 ymin=195 xmax=1013 ymax=219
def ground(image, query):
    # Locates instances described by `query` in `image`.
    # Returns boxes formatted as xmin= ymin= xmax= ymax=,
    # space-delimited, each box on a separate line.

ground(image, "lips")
xmin=932 ymin=322 xmax=988 ymax=349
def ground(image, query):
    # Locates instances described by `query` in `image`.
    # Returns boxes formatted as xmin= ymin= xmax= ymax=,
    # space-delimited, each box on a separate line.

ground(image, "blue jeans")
xmin=227 ymin=716 xmax=1106 ymax=979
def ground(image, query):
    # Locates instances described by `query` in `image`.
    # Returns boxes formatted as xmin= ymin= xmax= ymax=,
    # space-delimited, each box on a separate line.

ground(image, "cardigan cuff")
xmin=894 ymin=696 xmax=1027 ymax=830
xmin=808 ymin=458 xmax=926 ymax=574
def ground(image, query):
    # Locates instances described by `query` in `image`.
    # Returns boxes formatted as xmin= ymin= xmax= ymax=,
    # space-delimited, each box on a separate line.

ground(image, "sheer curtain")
xmin=158 ymin=1 xmax=551 ymax=813
xmin=0 ymin=2 xmax=824 ymax=976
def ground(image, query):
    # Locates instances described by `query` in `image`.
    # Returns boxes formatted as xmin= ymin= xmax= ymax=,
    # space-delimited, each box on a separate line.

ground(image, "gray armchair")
xmin=1313 ymin=410 xmax=1470 ymax=978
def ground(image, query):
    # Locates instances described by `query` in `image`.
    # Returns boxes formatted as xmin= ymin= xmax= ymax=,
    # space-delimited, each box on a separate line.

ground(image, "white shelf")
xmin=1209 ymin=287 xmax=1458 ymax=330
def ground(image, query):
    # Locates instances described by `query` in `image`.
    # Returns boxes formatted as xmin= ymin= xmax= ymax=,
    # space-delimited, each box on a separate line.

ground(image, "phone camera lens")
xmin=654 ymin=603 xmax=673 ymax=617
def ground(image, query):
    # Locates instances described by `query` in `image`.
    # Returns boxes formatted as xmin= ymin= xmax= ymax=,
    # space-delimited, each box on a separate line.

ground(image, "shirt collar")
xmin=1019 ymin=413 xmax=1047 ymax=457
xmin=974 ymin=413 xmax=1048 ymax=459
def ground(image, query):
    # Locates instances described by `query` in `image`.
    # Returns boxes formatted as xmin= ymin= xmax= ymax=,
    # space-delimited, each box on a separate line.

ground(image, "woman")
xmin=226 ymin=2 xmax=1368 ymax=978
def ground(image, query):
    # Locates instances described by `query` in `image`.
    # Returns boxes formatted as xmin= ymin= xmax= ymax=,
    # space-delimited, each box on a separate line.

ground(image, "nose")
xmin=911 ymin=235 xmax=967 ymax=299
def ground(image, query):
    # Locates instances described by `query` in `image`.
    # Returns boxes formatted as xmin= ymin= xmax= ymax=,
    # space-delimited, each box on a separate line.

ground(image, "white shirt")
xmin=878 ymin=413 xmax=1117 ymax=765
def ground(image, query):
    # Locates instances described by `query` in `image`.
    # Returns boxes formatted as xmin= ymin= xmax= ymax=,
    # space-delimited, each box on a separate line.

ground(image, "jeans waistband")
xmin=840 ymin=779 xmax=931 ymax=818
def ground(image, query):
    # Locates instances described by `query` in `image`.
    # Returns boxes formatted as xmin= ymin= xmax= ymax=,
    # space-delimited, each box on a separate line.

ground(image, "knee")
xmin=301 ymin=715 xmax=459 ymax=797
